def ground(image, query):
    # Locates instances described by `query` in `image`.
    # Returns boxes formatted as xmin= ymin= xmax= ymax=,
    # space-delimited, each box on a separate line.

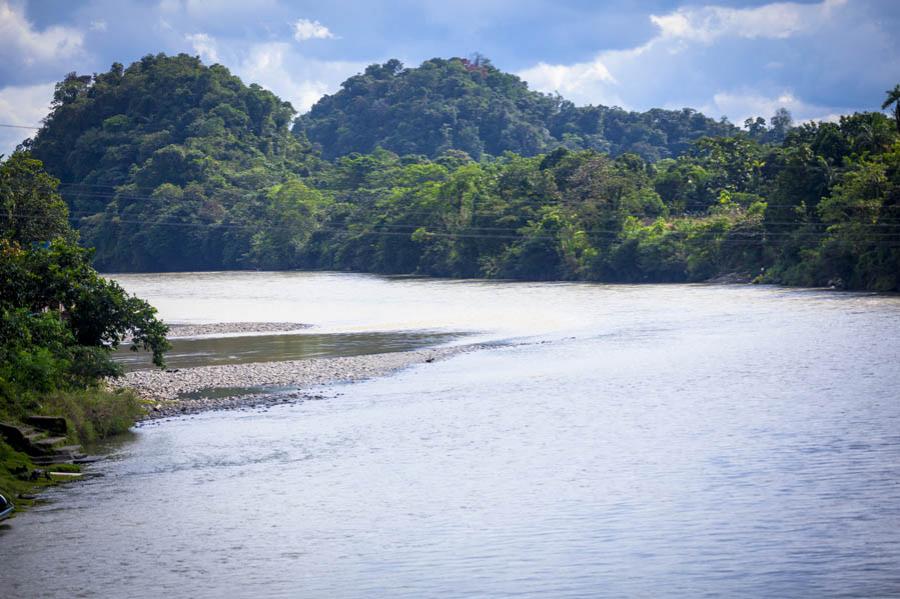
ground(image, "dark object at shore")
xmin=0 ymin=493 xmax=14 ymax=520
xmin=28 ymin=469 xmax=51 ymax=481
xmin=22 ymin=416 xmax=68 ymax=435
xmin=0 ymin=419 xmax=85 ymax=464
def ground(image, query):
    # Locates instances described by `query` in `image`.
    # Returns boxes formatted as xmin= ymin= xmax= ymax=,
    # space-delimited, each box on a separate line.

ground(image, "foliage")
xmin=883 ymin=85 xmax=900 ymax=133
xmin=16 ymin=57 xmax=900 ymax=291
xmin=0 ymin=152 xmax=75 ymax=245
xmin=39 ymin=387 xmax=143 ymax=444
xmin=0 ymin=239 xmax=169 ymax=366
xmin=296 ymin=57 xmax=736 ymax=161
xmin=26 ymin=53 xmax=321 ymax=271
xmin=0 ymin=439 xmax=53 ymax=512
xmin=0 ymin=153 xmax=168 ymax=424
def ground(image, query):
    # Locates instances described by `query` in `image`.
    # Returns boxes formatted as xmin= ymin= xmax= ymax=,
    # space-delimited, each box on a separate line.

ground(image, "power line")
xmin=0 ymin=124 xmax=41 ymax=130
xmin=26 ymin=210 xmax=900 ymax=238
xmin=7 ymin=202 xmax=900 ymax=235
xmin=49 ymin=183 xmax=900 ymax=218
xmin=5 ymin=210 xmax=900 ymax=247
xmin=46 ymin=186 xmax=900 ymax=227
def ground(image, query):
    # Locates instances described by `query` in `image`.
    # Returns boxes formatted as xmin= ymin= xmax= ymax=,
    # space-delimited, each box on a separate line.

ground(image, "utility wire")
xmin=6 ymin=208 xmax=900 ymax=239
xmin=4 ymin=210 xmax=900 ymax=247
xmin=51 ymin=185 xmax=900 ymax=217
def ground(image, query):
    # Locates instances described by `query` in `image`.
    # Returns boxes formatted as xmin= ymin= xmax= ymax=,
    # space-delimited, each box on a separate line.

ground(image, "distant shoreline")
xmin=165 ymin=321 xmax=312 ymax=338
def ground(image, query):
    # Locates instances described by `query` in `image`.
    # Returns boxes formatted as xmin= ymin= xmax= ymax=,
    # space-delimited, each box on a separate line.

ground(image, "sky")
xmin=1 ymin=0 xmax=899 ymax=155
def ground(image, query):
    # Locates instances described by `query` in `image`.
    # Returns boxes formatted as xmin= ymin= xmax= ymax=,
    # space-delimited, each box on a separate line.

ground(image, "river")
xmin=2 ymin=272 xmax=899 ymax=597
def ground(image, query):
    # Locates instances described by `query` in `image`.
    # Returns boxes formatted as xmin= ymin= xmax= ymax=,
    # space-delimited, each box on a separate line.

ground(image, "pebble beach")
xmin=116 ymin=344 xmax=477 ymax=419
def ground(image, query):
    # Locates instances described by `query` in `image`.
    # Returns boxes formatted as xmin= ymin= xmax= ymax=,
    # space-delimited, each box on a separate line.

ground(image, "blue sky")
xmin=1 ymin=0 xmax=899 ymax=154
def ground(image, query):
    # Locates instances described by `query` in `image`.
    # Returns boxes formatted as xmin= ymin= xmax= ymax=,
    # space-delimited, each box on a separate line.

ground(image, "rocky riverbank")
xmin=115 ymin=345 xmax=479 ymax=419
xmin=165 ymin=322 xmax=311 ymax=338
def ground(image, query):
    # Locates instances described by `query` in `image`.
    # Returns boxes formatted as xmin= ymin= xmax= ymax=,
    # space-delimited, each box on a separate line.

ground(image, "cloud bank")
xmin=517 ymin=0 xmax=887 ymax=124
xmin=0 ymin=0 xmax=897 ymax=155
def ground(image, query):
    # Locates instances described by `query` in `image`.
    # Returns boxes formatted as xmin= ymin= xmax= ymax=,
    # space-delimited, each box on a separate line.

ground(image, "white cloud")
xmin=702 ymin=89 xmax=849 ymax=125
xmin=0 ymin=81 xmax=55 ymax=156
xmin=173 ymin=29 xmax=361 ymax=114
xmin=186 ymin=32 xmax=220 ymax=64
xmin=0 ymin=0 xmax=84 ymax=66
xmin=293 ymin=18 xmax=334 ymax=42
xmin=518 ymin=38 xmax=661 ymax=107
xmin=90 ymin=19 xmax=107 ymax=32
xmin=650 ymin=0 xmax=848 ymax=43
xmin=517 ymin=0 xmax=854 ymax=118
xmin=519 ymin=59 xmax=616 ymax=97
xmin=233 ymin=42 xmax=362 ymax=112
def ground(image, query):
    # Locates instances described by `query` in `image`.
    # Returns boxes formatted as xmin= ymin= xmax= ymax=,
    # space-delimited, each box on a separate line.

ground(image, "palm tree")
xmin=883 ymin=84 xmax=900 ymax=133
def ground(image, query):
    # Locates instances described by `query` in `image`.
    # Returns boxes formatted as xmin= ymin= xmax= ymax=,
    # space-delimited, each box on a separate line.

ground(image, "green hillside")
xmin=26 ymin=53 xmax=319 ymax=271
xmin=18 ymin=54 xmax=900 ymax=290
xmin=295 ymin=57 xmax=737 ymax=161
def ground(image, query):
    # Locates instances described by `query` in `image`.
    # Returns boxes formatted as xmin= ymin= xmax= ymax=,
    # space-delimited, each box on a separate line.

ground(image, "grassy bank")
xmin=1 ymin=386 xmax=145 ymax=518
xmin=37 ymin=387 xmax=144 ymax=445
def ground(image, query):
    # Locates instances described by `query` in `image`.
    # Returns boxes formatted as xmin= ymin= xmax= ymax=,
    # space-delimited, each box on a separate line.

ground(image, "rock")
xmin=23 ymin=415 xmax=68 ymax=435
xmin=112 ymin=343 xmax=488 ymax=420
xmin=165 ymin=322 xmax=311 ymax=338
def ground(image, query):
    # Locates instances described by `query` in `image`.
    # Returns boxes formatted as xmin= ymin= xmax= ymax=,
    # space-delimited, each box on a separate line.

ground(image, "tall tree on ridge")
xmin=882 ymin=84 xmax=900 ymax=133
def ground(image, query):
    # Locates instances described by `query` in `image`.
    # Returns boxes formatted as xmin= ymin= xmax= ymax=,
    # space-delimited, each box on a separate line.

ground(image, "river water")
xmin=2 ymin=272 xmax=900 ymax=598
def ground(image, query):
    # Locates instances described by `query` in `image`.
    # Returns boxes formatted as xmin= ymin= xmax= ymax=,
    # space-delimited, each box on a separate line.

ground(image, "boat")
xmin=0 ymin=493 xmax=14 ymax=520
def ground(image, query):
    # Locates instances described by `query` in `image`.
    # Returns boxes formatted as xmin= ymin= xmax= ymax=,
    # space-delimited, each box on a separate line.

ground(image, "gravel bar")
xmin=166 ymin=322 xmax=311 ymax=338
xmin=115 ymin=345 xmax=481 ymax=419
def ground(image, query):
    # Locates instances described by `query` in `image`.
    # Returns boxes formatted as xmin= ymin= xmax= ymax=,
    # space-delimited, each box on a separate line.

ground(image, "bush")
xmin=38 ymin=388 xmax=144 ymax=445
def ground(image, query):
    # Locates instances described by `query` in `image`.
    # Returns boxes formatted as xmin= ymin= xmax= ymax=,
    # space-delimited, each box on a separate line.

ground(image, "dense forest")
xmin=13 ymin=54 xmax=900 ymax=291
xmin=296 ymin=56 xmax=737 ymax=161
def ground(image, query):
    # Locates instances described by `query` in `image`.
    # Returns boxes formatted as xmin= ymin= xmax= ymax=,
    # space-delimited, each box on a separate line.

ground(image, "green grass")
xmin=0 ymin=440 xmax=58 ymax=515
xmin=37 ymin=386 xmax=144 ymax=445
xmin=1 ymin=386 xmax=143 ymax=518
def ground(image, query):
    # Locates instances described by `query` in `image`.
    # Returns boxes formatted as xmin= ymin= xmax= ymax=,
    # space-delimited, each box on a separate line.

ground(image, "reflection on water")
xmin=2 ymin=272 xmax=900 ymax=597
xmin=115 ymin=331 xmax=461 ymax=370
xmin=178 ymin=386 xmax=270 ymax=400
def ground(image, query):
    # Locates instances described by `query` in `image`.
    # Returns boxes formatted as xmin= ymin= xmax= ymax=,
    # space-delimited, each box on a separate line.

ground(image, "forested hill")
xmin=25 ymin=53 xmax=321 ymax=270
xmin=294 ymin=57 xmax=737 ymax=161
xmin=16 ymin=53 xmax=900 ymax=291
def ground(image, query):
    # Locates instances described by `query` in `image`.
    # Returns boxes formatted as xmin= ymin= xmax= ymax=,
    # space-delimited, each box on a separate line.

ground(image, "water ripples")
xmin=2 ymin=275 xmax=900 ymax=597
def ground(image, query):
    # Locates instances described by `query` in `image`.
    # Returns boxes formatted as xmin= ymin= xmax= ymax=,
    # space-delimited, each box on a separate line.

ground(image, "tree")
xmin=0 ymin=155 xmax=169 ymax=421
xmin=0 ymin=237 xmax=168 ymax=421
xmin=769 ymin=108 xmax=793 ymax=144
xmin=744 ymin=116 xmax=768 ymax=140
xmin=246 ymin=180 xmax=328 ymax=268
xmin=28 ymin=54 xmax=318 ymax=271
xmin=0 ymin=153 xmax=74 ymax=245
xmin=296 ymin=56 xmax=736 ymax=161
xmin=882 ymin=84 xmax=900 ymax=133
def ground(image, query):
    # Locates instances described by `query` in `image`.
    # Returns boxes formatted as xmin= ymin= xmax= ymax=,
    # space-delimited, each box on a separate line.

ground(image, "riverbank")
xmin=115 ymin=345 xmax=480 ymax=419
xmin=2 ymin=341 xmax=478 ymax=516
xmin=165 ymin=322 xmax=311 ymax=338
